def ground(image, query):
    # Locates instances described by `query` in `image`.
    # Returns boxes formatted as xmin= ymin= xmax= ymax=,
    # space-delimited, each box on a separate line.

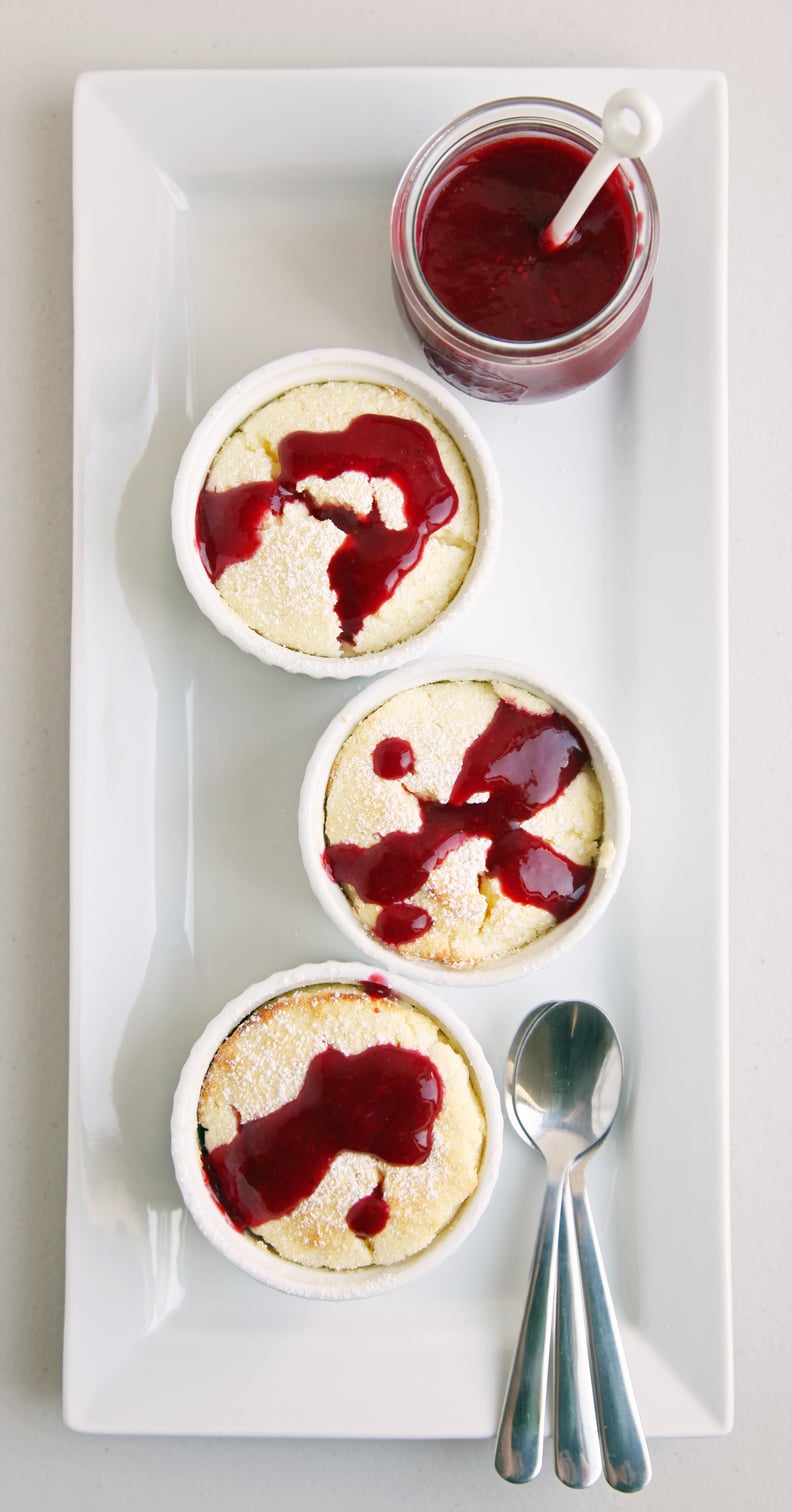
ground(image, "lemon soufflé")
xmin=194 ymin=379 xmax=479 ymax=659
xmin=196 ymin=979 xmax=487 ymax=1271
xmin=322 ymin=678 xmax=609 ymax=968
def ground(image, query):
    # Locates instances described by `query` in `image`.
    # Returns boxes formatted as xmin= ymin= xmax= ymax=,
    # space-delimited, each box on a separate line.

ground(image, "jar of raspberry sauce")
xmin=390 ymin=97 xmax=660 ymax=403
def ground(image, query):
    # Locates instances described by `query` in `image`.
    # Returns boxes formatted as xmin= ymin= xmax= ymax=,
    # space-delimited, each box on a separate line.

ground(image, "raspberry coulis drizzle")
xmin=372 ymin=736 xmax=416 ymax=779
xmin=195 ymin=413 xmax=458 ymax=645
xmin=346 ymin=1181 xmax=390 ymax=1238
xmin=327 ymin=699 xmax=596 ymax=947
xmin=203 ymin=1042 xmax=443 ymax=1236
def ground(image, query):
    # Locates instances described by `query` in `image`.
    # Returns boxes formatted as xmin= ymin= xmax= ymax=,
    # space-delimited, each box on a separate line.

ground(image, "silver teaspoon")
xmin=568 ymin=1145 xmax=652 ymax=1491
xmin=503 ymin=1006 xmax=602 ymax=1489
xmin=501 ymin=1000 xmax=651 ymax=1492
xmin=556 ymin=1001 xmax=651 ymax=1492
xmin=495 ymin=999 xmax=621 ymax=1483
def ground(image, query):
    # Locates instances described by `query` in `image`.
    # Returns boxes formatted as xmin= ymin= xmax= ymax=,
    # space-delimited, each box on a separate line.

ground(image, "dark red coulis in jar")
xmin=203 ymin=1043 xmax=443 ymax=1231
xmin=195 ymin=413 xmax=458 ymax=645
xmin=417 ymin=135 xmax=634 ymax=342
xmin=325 ymin=697 xmax=596 ymax=946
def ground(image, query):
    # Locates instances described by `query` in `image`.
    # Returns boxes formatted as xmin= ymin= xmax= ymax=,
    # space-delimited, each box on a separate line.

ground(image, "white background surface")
xmin=1 ymin=2 xmax=788 ymax=1509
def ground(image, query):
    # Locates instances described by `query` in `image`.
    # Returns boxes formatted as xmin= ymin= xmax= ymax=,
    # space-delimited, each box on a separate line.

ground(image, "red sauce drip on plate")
xmin=417 ymin=135 xmax=634 ymax=342
xmin=203 ymin=1043 xmax=443 ymax=1231
xmin=325 ymin=698 xmax=596 ymax=936
xmin=195 ymin=413 xmax=458 ymax=645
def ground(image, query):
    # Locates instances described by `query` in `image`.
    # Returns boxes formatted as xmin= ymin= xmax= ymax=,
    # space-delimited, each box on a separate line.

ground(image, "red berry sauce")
xmin=196 ymin=413 xmax=459 ymax=645
xmin=346 ymin=1181 xmax=390 ymax=1238
xmin=417 ymin=134 xmax=634 ymax=342
xmin=364 ymin=974 xmax=392 ymax=999
xmin=202 ymin=1042 xmax=443 ymax=1233
xmin=326 ymin=695 xmax=597 ymax=947
xmin=372 ymin=737 xmax=416 ymax=779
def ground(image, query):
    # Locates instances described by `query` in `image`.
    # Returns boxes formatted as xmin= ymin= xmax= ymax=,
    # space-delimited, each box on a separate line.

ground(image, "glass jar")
xmin=390 ymin=97 xmax=660 ymax=403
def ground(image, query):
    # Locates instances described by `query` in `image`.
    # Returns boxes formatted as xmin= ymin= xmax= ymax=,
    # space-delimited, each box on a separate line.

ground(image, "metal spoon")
xmin=503 ymin=1005 xmax=602 ymax=1489
xmin=497 ymin=1000 xmax=651 ymax=1491
xmin=568 ymin=1143 xmax=652 ymax=1491
xmin=495 ymin=999 xmax=620 ymax=1482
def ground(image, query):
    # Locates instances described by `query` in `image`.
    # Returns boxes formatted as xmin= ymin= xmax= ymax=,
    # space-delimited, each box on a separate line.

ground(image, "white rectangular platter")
xmin=66 ymin=67 xmax=731 ymax=1437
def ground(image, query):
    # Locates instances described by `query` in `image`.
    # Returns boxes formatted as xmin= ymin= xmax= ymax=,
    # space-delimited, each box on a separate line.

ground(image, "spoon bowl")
xmin=508 ymin=999 xmax=623 ymax=1158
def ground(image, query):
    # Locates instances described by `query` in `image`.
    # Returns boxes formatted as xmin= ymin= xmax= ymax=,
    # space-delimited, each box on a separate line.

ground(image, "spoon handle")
xmin=569 ymin=1165 xmax=652 ymax=1492
xmin=553 ymin=1180 xmax=603 ymax=1486
xmin=495 ymin=1172 xmax=564 ymax=1483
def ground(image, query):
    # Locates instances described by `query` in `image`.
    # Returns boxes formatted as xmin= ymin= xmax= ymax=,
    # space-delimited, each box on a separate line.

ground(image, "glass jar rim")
xmin=391 ymin=96 xmax=660 ymax=363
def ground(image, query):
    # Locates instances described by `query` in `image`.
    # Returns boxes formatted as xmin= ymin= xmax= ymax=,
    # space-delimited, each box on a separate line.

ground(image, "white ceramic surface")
xmin=171 ymin=348 xmax=500 ymax=677
xmin=66 ymin=66 xmax=730 ymax=1440
xmin=299 ymin=657 xmax=630 ymax=985
xmin=171 ymin=960 xmax=503 ymax=1298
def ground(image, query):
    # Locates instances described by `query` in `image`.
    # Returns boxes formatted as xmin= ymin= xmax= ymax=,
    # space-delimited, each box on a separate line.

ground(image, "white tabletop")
xmin=1 ymin=3 xmax=789 ymax=1509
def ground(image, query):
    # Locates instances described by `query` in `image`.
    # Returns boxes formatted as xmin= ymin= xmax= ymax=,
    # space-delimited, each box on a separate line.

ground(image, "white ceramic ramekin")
xmin=171 ymin=348 xmax=501 ymax=678
xmin=171 ymin=959 xmax=503 ymax=1299
xmin=299 ymin=658 xmax=630 ymax=986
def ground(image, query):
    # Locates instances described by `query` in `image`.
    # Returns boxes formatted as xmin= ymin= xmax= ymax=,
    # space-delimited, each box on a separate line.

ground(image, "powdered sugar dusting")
xmin=323 ymin=679 xmax=605 ymax=967
xmin=198 ymin=983 xmax=485 ymax=1271
xmin=203 ymin=380 xmax=479 ymax=657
